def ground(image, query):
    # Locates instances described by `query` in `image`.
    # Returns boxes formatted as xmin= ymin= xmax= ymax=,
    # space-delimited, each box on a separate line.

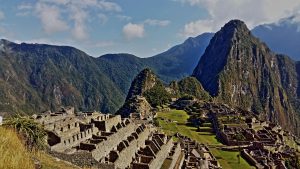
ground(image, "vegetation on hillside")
xmin=0 ymin=33 xmax=212 ymax=115
xmin=169 ymin=77 xmax=211 ymax=100
xmin=192 ymin=20 xmax=300 ymax=135
xmin=0 ymin=41 xmax=124 ymax=114
xmin=144 ymin=82 xmax=171 ymax=107
xmin=3 ymin=114 xmax=46 ymax=150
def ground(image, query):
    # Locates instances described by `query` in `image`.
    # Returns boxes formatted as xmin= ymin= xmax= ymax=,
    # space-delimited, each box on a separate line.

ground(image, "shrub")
xmin=3 ymin=114 xmax=46 ymax=151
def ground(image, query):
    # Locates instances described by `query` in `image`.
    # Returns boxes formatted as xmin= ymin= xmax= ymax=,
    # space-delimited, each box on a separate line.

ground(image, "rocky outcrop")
xmin=125 ymin=68 xmax=159 ymax=100
xmin=193 ymin=20 xmax=300 ymax=135
xmin=117 ymin=96 xmax=152 ymax=118
xmin=118 ymin=68 xmax=170 ymax=118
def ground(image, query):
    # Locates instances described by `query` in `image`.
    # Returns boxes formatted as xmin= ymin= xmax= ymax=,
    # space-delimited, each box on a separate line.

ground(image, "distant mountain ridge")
xmin=98 ymin=32 xmax=213 ymax=92
xmin=193 ymin=20 xmax=300 ymax=135
xmin=252 ymin=15 xmax=300 ymax=61
xmin=0 ymin=32 xmax=213 ymax=114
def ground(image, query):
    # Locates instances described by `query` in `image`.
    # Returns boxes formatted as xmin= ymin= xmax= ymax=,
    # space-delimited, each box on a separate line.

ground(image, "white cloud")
xmin=116 ymin=15 xmax=132 ymax=21
xmin=40 ymin=0 xmax=121 ymax=12
xmin=122 ymin=23 xmax=144 ymax=40
xmin=181 ymin=19 xmax=215 ymax=37
xmin=70 ymin=6 xmax=88 ymax=40
xmin=35 ymin=2 xmax=69 ymax=34
xmin=98 ymin=13 xmax=108 ymax=24
xmin=0 ymin=11 xmax=5 ymax=20
xmin=179 ymin=0 xmax=300 ymax=37
xmin=17 ymin=4 xmax=33 ymax=10
xmin=19 ymin=0 xmax=121 ymax=40
xmin=17 ymin=4 xmax=33 ymax=16
xmin=144 ymin=19 xmax=170 ymax=27
xmin=96 ymin=0 xmax=122 ymax=12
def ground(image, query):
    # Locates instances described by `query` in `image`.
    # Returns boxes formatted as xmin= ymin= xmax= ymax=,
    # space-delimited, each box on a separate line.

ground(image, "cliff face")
xmin=193 ymin=20 xmax=300 ymax=135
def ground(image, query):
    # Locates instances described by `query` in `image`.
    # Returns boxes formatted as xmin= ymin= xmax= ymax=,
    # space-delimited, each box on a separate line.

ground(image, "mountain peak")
xmin=192 ymin=20 xmax=253 ymax=96
xmin=125 ymin=68 xmax=158 ymax=100
xmin=218 ymin=19 xmax=251 ymax=40
xmin=223 ymin=19 xmax=248 ymax=30
xmin=193 ymin=20 xmax=300 ymax=135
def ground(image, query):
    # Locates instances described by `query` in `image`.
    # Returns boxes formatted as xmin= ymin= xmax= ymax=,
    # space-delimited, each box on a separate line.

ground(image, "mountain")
xmin=145 ymin=33 xmax=213 ymax=82
xmin=193 ymin=20 xmax=300 ymax=135
xmin=98 ymin=33 xmax=213 ymax=93
xmin=168 ymin=77 xmax=211 ymax=100
xmin=252 ymin=15 xmax=300 ymax=61
xmin=117 ymin=68 xmax=170 ymax=118
xmin=0 ymin=40 xmax=124 ymax=114
xmin=0 ymin=32 xmax=212 ymax=115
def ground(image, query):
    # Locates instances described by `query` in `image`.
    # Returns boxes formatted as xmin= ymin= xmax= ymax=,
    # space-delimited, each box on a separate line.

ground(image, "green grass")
xmin=210 ymin=148 xmax=255 ymax=169
xmin=156 ymin=109 xmax=221 ymax=145
xmin=156 ymin=109 xmax=255 ymax=169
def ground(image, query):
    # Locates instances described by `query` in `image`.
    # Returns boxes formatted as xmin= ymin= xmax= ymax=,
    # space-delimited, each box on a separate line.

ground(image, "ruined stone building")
xmin=176 ymin=134 xmax=221 ymax=169
xmin=34 ymin=107 xmax=182 ymax=169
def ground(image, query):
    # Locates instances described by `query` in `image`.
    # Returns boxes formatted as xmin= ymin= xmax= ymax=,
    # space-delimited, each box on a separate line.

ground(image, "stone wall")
xmin=241 ymin=149 xmax=263 ymax=169
xmin=148 ymin=138 xmax=173 ymax=169
xmin=113 ymin=126 xmax=151 ymax=169
xmin=91 ymin=122 xmax=136 ymax=161
xmin=50 ymin=125 xmax=98 ymax=152
xmin=94 ymin=115 xmax=122 ymax=132
xmin=168 ymin=143 xmax=182 ymax=169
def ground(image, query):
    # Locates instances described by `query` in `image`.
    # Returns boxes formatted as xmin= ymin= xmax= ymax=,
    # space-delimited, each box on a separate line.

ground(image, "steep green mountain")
xmin=0 ymin=40 xmax=124 ymax=114
xmin=117 ymin=68 xmax=170 ymax=117
xmin=168 ymin=77 xmax=211 ymax=100
xmin=193 ymin=20 xmax=300 ymax=135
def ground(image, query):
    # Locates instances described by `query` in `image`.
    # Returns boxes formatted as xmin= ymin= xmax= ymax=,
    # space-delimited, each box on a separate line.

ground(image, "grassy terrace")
xmin=156 ymin=109 xmax=221 ymax=145
xmin=156 ymin=109 xmax=255 ymax=169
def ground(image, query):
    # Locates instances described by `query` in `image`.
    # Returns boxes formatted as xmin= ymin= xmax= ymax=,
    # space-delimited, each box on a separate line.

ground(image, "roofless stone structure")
xmin=34 ymin=107 xmax=183 ymax=169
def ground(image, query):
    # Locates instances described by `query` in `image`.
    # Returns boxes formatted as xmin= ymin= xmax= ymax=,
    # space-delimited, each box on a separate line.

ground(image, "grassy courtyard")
xmin=156 ymin=109 xmax=255 ymax=169
xmin=210 ymin=148 xmax=255 ymax=169
xmin=156 ymin=109 xmax=221 ymax=145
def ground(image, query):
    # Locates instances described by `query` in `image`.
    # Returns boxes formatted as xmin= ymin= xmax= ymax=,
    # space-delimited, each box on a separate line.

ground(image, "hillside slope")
xmin=193 ymin=20 xmax=300 ymax=135
xmin=0 ymin=40 xmax=124 ymax=114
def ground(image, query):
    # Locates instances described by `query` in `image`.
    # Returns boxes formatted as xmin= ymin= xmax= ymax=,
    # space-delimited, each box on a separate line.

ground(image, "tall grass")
xmin=3 ymin=114 xmax=46 ymax=150
xmin=0 ymin=127 xmax=35 ymax=169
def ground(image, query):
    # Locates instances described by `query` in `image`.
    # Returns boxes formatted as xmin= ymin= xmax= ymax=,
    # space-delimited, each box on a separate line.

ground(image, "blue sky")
xmin=0 ymin=0 xmax=300 ymax=57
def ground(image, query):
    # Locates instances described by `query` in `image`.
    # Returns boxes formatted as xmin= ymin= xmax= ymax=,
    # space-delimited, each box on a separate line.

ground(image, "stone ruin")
xmin=176 ymin=133 xmax=221 ymax=169
xmin=241 ymin=142 xmax=288 ymax=169
xmin=34 ymin=107 xmax=182 ymax=169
